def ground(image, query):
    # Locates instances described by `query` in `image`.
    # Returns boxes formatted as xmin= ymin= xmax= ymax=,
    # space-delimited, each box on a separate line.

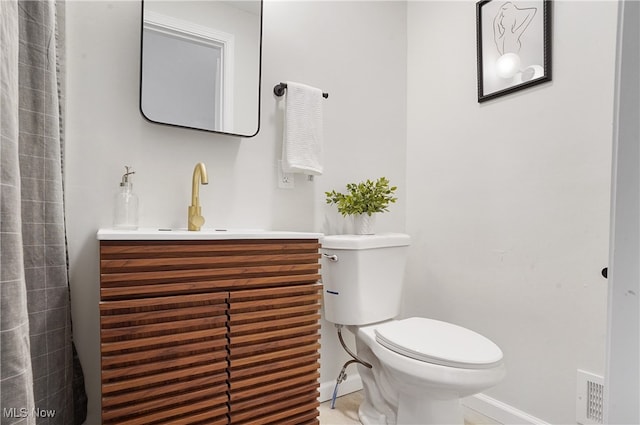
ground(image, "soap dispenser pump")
xmin=113 ymin=166 xmax=139 ymax=230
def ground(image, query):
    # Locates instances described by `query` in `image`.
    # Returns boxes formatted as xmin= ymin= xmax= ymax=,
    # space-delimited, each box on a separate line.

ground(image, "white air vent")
xmin=576 ymin=370 xmax=605 ymax=424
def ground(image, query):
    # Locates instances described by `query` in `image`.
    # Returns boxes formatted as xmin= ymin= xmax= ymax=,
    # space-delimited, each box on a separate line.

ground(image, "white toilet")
xmin=321 ymin=233 xmax=505 ymax=425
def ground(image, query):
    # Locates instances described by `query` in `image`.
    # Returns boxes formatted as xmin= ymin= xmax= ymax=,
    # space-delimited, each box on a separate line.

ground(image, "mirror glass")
xmin=140 ymin=0 xmax=262 ymax=137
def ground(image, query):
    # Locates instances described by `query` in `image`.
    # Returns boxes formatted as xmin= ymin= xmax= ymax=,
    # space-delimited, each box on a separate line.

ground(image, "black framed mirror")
xmin=140 ymin=0 xmax=262 ymax=137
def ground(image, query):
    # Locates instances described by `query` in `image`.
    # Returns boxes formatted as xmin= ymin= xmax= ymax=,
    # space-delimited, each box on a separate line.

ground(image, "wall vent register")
xmin=576 ymin=369 xmax=604 ymax=425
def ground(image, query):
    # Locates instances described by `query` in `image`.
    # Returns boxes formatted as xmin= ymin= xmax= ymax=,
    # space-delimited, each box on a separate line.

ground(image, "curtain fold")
xmin=1 ymin=1 xmax=37 ymax=423
xmin=1 ymin=1 xmax=86 ymax=423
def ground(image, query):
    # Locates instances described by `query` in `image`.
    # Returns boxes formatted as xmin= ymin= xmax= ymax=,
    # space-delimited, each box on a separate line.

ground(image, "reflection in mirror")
xmin=140 ymin=0 xmax=262 ymax=137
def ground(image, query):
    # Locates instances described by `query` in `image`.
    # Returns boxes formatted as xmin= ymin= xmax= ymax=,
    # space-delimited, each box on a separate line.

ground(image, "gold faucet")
xmin=188 ymin=162 xmax=209 ymax=231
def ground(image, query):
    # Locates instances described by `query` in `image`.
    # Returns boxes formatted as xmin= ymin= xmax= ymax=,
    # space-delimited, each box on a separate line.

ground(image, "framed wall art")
xmin=476 ymin=0 xmax=552 ymax=102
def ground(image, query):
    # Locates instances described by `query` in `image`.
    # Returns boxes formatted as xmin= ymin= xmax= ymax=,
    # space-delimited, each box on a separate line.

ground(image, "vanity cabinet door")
xmin=99 ymin=238 xmax=322 ymax=424
xmin=99 ymin=292 xmax=229 ymax=425
xmin=228 ymin=284 xmax=323 ymax=425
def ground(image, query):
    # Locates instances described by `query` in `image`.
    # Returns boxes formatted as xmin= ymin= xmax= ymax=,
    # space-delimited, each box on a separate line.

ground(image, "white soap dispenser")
xmin=113 ymin=166 xmax=139 ymax=230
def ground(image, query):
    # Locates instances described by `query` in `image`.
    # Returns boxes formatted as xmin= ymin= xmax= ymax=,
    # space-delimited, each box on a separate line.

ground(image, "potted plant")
xmin=325 ymin=177 xmax=397 ymax=234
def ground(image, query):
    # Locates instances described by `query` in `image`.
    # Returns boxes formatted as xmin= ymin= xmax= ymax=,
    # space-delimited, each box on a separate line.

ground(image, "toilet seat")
xmin=374 ymin=317 xmax=503 ymax=369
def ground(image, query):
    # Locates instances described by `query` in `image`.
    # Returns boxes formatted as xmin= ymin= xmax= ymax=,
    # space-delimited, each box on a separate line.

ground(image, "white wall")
xmin=405 ymin=1 xmax=617 ymax=424
xmin=66 ymin=1 xmax=624 ymax=423
xmin=64 ymin=1 xmax=406 ymax=423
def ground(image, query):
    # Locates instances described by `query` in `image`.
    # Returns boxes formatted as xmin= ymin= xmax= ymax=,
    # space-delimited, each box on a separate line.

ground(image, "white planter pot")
xmin=354 ymin=213 xmax=376 ymax=235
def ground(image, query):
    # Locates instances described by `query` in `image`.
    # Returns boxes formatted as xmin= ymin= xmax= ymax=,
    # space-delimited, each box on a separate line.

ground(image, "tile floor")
xmin=319 ymin=391 xmax=364 ymax=425
xmin=318 ymin=391 xmax=500 ymax=425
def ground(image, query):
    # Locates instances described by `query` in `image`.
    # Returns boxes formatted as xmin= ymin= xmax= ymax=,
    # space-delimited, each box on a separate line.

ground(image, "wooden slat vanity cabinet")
xmin=98 ymin=237 xmax=322 ymax=425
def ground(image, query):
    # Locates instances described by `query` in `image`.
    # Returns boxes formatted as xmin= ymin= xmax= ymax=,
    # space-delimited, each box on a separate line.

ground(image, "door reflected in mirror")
xmin=140 ymin=0 xmax=262 ymax=137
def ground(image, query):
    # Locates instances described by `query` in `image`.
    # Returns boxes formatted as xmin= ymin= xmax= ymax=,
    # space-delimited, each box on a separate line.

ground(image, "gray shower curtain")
xmin=0 ymin=1 xmax=86 ymax=424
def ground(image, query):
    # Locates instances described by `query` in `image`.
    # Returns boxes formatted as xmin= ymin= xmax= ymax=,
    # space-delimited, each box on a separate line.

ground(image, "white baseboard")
xmin=462 ymin=393 xmax=551 ymax=425
xmin=319 ymin=374 xmax=363 ymax=402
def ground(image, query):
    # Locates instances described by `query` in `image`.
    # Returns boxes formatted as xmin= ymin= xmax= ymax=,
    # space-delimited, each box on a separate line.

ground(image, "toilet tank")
xmin=321 ymin=233 xmax=410 ymax=325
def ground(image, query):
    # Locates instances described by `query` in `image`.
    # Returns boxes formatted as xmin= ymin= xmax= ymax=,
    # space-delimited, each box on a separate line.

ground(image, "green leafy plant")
xmin=325 ymin=177 xmax=398 ymax=216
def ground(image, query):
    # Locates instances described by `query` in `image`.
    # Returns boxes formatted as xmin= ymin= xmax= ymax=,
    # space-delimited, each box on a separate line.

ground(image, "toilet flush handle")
xmin=323 ymin=253 xmax=339 ymax=262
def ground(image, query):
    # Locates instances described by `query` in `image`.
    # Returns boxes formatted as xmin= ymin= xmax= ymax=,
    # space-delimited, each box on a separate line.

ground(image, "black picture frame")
xmin=476 ymin=0 xmax=552 ymax=103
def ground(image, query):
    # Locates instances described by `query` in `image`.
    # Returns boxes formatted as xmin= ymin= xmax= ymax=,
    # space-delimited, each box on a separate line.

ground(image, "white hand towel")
xmin=282 ymin=82 xmax=324 ymax=175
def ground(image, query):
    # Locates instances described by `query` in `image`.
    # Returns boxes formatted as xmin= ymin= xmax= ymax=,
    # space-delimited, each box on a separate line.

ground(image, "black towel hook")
xmin=273 ymin=82 xmax=328 ymax=99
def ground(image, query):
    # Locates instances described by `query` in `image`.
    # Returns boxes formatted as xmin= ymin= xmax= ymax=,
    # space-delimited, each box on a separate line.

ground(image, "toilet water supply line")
xmin=331 ymin=324 xmax=373 ymax=409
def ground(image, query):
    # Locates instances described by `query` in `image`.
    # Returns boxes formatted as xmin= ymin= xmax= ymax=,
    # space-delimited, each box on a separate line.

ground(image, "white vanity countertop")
xmin=97 ymin=228 xmax=324 ymax=241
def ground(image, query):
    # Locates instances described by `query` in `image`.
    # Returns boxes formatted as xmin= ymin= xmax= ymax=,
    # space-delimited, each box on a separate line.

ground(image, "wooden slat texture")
xmin=100 ymin=240 xmax=321 ymax=256
xmin=101 ymin=252 xmax=321 ymax=270
xmin=228 ymin=284 xmax=322 ymax=423
xmin=99 ymin=238 xmax=321 ymax=424
xmin=100 ymin=292 xmax=228 ymax=424
xmin=100 ymin=264 xmax=320 ymax=285
xmin=101 ymin=374 xmax=226 ymax=408
xmin=230 ymin=391 xmax=320 ymax=424
xmin=100 ymin=239 xmax=321 ymax=299
xmin=100 ymin=273 xmax=321 ymax=299
xmin=230 ymin=336 xmax=321 ymax=362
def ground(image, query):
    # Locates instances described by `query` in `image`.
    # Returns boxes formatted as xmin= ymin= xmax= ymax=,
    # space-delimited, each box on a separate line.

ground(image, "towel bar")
xmin=274 ymin=82 xmax=328 ymax=99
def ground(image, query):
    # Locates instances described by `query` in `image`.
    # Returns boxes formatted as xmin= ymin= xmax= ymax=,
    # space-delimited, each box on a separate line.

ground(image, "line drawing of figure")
xmin=493 ymin=2 xmax=537 ymax=55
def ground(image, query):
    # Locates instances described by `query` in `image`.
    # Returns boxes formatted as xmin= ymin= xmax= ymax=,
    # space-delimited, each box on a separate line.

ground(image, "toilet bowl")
xmin=351 ymin=318 xmax=505 ymax=424
xmin=321 ymin=234 xmax=505 ymax=425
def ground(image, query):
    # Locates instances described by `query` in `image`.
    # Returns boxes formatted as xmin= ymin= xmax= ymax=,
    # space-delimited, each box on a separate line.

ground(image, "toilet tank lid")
xmin=321 ymin=233 xmax=410 ymax=250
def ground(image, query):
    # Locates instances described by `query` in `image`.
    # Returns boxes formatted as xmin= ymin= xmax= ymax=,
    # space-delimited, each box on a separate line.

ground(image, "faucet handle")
xmin=188 ymin=205 xmax=205 ymax=231
xmin=190 ymin=215 xmax=205 ymax=228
